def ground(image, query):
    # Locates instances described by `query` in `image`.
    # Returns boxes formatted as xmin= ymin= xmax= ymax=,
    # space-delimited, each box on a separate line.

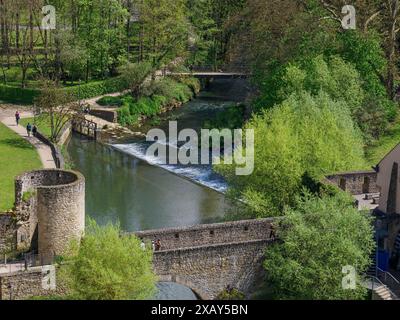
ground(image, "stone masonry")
xmin=325 ymin=170 xmax=379 ymax=195
xmin=135 ymin=219 xmax=275 ymax=299
xmin=13 ymin=169 xmax=85 ymax=260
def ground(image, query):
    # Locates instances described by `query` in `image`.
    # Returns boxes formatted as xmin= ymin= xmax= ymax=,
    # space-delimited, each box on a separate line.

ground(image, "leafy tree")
xmin=34 ymin=80 xmax=80 ymax=143
xmin=118 ymin=62 xmax=153 ymax=98
xmin=217 ymin=91 xmax=366 ymax=217
xmin=264 ymin=192 xmax=374 ymax=300
xmin=58 ymin=220 xmax=157 ymax=300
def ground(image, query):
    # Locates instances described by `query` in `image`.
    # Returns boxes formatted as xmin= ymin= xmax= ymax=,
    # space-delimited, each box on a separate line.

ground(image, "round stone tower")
xmin=15 ymin=169 xmax=85 ymax=261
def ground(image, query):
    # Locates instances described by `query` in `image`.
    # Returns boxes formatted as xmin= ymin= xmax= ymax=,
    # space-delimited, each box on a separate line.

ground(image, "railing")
xmin=71 ymin=116 xmax=98 ymax=140
xmin=367 ymin=275 xmax=399 ymax=300
xmin=0 ymin=252 xmax=55 ymax=275
xmin=377 ymin=267 xmax=400 ymax=296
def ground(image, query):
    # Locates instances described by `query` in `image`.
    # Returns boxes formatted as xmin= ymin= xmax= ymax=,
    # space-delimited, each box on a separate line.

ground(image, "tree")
xmin=34 ymin=80 xmax=79 ymax=143
xmin=58 ymin=220 xmax=157 ymax=300
xmin=264 ymin=192 xmax=374 ymax=300
xmin=118 ymin=61 xmax=152 ymax=98
xmin=217 ymin=91 xmax=366 ymax=217
xmin=138 ymin=0 xmax=189 ymax=68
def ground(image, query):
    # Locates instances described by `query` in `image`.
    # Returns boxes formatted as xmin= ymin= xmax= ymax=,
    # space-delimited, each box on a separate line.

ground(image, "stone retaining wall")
xmin=0 ymin=214 xmax=17 ymax=254
xmin=0 ymin=266 xmax=64 ymax=300
xmin=89 ymin=109 xmax=118 ymax=123
xmin=135 ymin=218 xmax=274 ymax=251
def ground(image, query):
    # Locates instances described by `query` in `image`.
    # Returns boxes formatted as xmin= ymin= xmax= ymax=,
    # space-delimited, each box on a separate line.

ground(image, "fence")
xmin=0 ymin=252 xmax=55 ymax=275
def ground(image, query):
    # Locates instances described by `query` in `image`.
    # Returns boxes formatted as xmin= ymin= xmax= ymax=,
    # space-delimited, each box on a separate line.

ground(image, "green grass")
xmin=20 ymin=115 xmax=52 ymax=139
xmin=366 ymin=117 xmax=400 ymax=166
xmin=0 ymin=123 xmax=42 ymax=211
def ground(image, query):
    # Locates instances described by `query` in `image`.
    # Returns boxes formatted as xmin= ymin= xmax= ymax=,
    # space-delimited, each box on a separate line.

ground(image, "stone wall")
xmin=325 ymin=171 xmax=379 ymax=195
xmin=89 ymin=109 xmax=118 ymax=123
xmin=135 ymin=219 xmax=275 ymax=299
xmin=153 ymin=239 xmax=271 ymax=300
xmin=0 ymin=214 xmax=17 ymax=254
xmin=0 ymin=266 xmax=63 ymax=300
xmin=135 ymin=218 xmax=274 ymax=251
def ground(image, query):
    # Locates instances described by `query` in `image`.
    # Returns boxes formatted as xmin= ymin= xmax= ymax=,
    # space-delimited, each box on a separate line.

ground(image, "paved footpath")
xmin=0 ymin=109 xmax=56 ymax=169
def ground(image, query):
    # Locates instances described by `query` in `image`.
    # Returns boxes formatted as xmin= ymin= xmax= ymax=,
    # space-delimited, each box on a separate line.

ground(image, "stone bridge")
xmin=134 ymin=219 xmax=275 ymax=300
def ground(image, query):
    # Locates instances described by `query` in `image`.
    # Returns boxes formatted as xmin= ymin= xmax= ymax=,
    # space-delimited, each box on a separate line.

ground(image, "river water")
xmin=66 ymin=79 xmax=245 ymax=299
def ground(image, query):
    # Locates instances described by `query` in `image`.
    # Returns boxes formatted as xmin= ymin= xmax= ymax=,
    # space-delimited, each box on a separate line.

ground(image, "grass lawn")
xmin=20 ymin=115 xmax=52 ymax=139
xmin=366 ymin=117 xmax=400 ymax=167
xmin=0 ymin=122 xmax=42 ymax=211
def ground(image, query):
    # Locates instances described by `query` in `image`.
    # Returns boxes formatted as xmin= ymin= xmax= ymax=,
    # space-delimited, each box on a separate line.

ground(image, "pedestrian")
xmin=156 ymin=239 xmax=162 ymax=251
xmin=152 ymin=240 xmax=156 ymax=252
xmin=140 ymin=239 xmax=146 ymax=251
xmin=32 ymin=125 xmax=38 ymax=137
xmin=15 ymin=111 xmax=20 ymax=126
xmin=26 ymin=123 xmax=32 ymax=137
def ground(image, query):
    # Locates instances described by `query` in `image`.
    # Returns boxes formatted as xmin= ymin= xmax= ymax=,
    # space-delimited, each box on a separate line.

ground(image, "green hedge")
xmin=63 ymin=77 xmax=128 ymax=100
xmin=0 ymin=77 xmax=128 ymax=105
xmin=0 ymin=85 xmax=40 ymax=105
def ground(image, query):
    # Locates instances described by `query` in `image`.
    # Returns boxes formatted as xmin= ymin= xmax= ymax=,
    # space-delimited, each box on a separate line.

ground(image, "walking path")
xmin=0 ymin=108 xmax=56 ymax=169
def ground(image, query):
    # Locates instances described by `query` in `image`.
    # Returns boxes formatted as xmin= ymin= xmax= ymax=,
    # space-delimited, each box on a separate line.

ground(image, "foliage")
xmin=216 ymin=288 xmax=245 ymax=300
xmin=63 ymin=77 xmax=129 ymax=100
xmin=217 ymin=91 xmax=366 ymax=217
xmin=96 ymin=96 xmax=123 ymax=107
xmin=118 ymin=62 xmax=153 ymax=98
xmin=117 ymin=79 xmax=194 ymax=126
xmin=0 ymin=123 xmax=42 ymax=211
xmin=34 ymin=81 xmax=79 ymax=143
xmin=204 ymin=104 xmax=246 ymax=130
xmin=0 ymin=85 xmax=40 ymax=105
xmin=58 ymin=219 xmax=157 ymax=300
xmin=264 ymin=192 xmax=374 ymax=300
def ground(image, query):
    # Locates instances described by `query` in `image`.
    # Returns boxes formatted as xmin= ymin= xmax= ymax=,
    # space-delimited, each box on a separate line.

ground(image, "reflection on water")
xmin=155 ymin=282 xmax=198 ymax=300
xmin=67 ymin=136 xmax=230 ymax=232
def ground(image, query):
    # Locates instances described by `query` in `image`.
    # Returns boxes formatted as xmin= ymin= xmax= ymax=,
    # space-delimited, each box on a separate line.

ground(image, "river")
xmin=66 ymin=78 xmax=246 ymax=299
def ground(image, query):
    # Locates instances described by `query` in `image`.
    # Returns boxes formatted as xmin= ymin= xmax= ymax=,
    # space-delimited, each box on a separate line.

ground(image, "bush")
xmin=264 ymin=192 xmax=374 ymax=300
xmin=97 ymin=96 xmax=123 ymax=107
xmin=58 ymin=220 xmax=157 ymax=300
xmin=117 ymin=79 xmax=194 ymax=126
xmin=63 ymin=77 xmax=128 ymax=100
xmin=217 ymin=91 xmax=366 ymax=217
xmin=0 ymin=85 xmax=40 ymax=104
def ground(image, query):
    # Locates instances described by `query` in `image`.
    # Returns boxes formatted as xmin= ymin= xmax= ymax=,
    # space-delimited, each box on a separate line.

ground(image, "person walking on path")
xmin=26 ymin=123 xmax=32 ymax=137
xmin=32 ymin=125 xmax=38 ymax=137
xmin=15 ymin=111 xmax=20 ymax=126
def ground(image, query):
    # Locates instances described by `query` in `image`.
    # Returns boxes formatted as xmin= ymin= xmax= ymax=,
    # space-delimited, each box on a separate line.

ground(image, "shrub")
xmin=217 ymin=91 xmax=366 ymax=217
xmin=58 ymin=220 xmax=157 ymax=300
xmin=117 ymin=79 xmax=194 ymax=126
xmin=264 ymin=192 xmax=374 ymax=300
xmin=97 ymin=96 xmax=123 ymax=107
xmin=63 ymin=77 xmax=128 ymax=100
xmin=0 ymin=85 xmax=40 ymax=104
